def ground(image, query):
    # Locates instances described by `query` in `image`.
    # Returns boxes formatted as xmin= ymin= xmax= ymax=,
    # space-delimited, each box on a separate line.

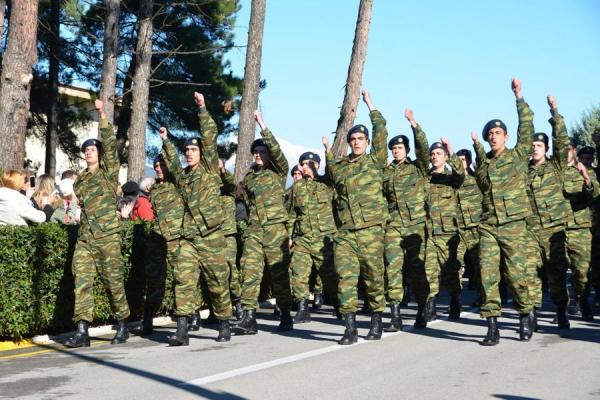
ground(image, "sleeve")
xmin=220 ymin=170 xmax=236 ymax=196
xmin=20 ymin=200 xmax=47 ymax=224
xmin=134 ymin=198 xmax=154 ymax=221
xmin=261 ymin=128 xmax=289 ymax=177
xmin=199 ymin=109 xmax=220 ymax=173
xmin=447 ymin=153 xmax=466 ymax=188
xmin=549 ymin=108 xmax=570 ymax=171
xmin=412 ymin=124 xmax=431 ymax=174
xmin=98 ymin=118 xmax=120 ymax=181
xmin=473 ymin=141 xmax=487 ymax=166
xmin=325 ymin=150 xmax=337 ymax=183
xmin=515 ymin=98 xmax=535 ymax=159
xmin=369 ymin=110 xmax=389 ymax=168
xmin=162 ymin=138 xmax=183 ymax=182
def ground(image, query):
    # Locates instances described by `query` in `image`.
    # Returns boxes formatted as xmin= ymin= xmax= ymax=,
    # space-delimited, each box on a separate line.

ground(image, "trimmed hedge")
xmin=0 ymin=221 xmax=177 ymax=341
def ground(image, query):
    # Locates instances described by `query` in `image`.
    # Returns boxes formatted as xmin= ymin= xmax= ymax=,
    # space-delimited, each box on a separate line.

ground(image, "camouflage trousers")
xmin=240 ymin=223 xmax=292 ymax=310
xmin=225 ymin=234 xmax=242 ymax=300
xmin=531 ymin=225 xmax=569 ymax=308
xmin=72 ymin=234 xmax=130 ymax=323
xmin=425 ymin=233 xmax=465 ymax=300
xmin=460 ymin=227 xmax=480 ymax=290
xmin=566 ymin=227 xmax=592 ymax=299
xmin=478 ymin=220 xmax=533 ymax=318
xmin=175 ymin=230 xmax=232 ymax=320
xmin=524 ymin=226 xmax=543 ymax=308
xmin=384 ymin=223 xmax=429 ymax=305
xmin=290 ymin=234 xmax=337 ymax=302
xmin=335 ymin=225 xmax=386 ymax=314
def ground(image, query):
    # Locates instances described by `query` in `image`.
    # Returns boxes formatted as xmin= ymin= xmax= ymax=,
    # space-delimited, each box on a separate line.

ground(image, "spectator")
xmin=0 ymin=170 xmax=46 ymax=226
xmin=50 ymin=178 xmax=81 ymax=225
xmin=118 ymin=180 xmax=154 ymax=221
xmin=61 ymin=169 xmax=79 ymax=182
xmin=31 ymin=174 xmax=60 ymax=221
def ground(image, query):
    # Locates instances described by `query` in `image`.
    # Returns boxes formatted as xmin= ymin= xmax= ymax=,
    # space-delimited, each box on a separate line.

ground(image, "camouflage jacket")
xmin=326 ymin=110 xmax=389 ymax=231
xmin=162 ymin=110 xmax=224 ymax=237
xmin=288 ymin=177 xmax=336 ymax=238
xmin=563 ymin=164 xmax=598 ymax=229
xmin=150 ymin=178 xmax=186 ymax=242
xmin=243 ymin=128 xmax=289 ymax=229
xmin=457 ymin=171 xmax=483 ymax=230
xmin=526 ymin=109 xmax=571 ymax=230
xmin=220 ymin=170 xmax=237 ymax=236
xmin=75 ymin=118 xmax=120 ymax=240
xmin=475 ymin=99 xmax=534 ymax=226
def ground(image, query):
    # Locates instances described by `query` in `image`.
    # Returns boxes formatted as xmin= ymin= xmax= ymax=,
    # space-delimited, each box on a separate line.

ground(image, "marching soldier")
xmin=65 ymin=100 xmax=130 ymax=348
xmin=233 ymin=110 xmax=294 ymax=334
xmin=160 ymin=92 xmax=232 ymax=345
xmin=325 ymin=90 xmax=389 ymax=345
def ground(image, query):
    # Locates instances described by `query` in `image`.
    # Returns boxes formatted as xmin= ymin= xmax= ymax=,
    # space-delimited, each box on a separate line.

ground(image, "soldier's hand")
xmin=95 ymin=99 xmax=106 ymax=119
xmin=253 ymin=110 xmax=266 ymax=130
xmin=322 ymin=135 xmax=330 ymax=152
xmin=441 ymin=137 xmax=453 ymax=154
xmin=577 ymin=162 xmax=591 ymax=186
xmin=194 ymin=92 xmax=205 ymax=108
xmin=471 ymin=131 xmax=479 ymax=144
xmin=218 ymin=158 xmax=226 ymax=174
xmin=159 ymin=126 xmax=168 ymax=141
xmin=547 ymin=95 xmax=557 ymax=110
xmin=511 ymin=77 xmax=522 ymax=99
xmin=404 ymin=108 xmax=417 ymax=128
xmin=361 ymin=90 xmax=376 ymax=112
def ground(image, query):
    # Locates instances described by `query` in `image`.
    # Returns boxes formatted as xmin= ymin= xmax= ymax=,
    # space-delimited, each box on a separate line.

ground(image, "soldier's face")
xmin=253 ymin=145 xmax=270 ymax=167
xmin=300 ymin=160 xmax=316 ymax=179
xmin=579 ymin=153 xmax=594 ymax=168
xmin=458 ymin=155 xmax=469 ymax=171
xmin=185 ymin=145 xmax=201 ymax=167
xmin=154 ymin=161 xmax=165 ymax=179
xmin=84 ymin=146 xmax=99 ymax=166
xmin=391 ymin=144 xmax=407 ymax=162
xmin=531 ymin=142 xmax=547 ymax=163
xmin=486 ymin=128 xmax=508 ymax=153
xmin=349 ymin=133 xmax=368 ymax=156
xmin=292 ymin=170 xmax=303 ymax=181
xmin=430 ymin=149 xmax=447 ymax=169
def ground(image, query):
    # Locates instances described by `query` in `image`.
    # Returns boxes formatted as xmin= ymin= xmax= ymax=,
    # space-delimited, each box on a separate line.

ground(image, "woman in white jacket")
xmin=0 ymin=170 xmax=47 ymax=226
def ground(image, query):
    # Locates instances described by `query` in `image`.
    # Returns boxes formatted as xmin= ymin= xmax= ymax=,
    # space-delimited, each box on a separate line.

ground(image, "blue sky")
xmin=225 ymin=0 xmax=600 ymax=157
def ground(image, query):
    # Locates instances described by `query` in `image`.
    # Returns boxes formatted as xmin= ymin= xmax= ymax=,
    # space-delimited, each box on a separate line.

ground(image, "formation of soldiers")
xmin=64 ymin=78 xmax=599 ymax=349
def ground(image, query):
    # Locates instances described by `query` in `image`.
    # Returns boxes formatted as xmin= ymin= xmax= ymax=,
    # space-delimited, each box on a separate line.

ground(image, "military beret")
xmin=250 ymin=138 xmax=266 ymax=154
xmin=80 ymin=138 xmax=103 ymax=153
xmin=290 ymin=165 xmax=301 ymax=177
xmin=346 ymin=124 xmax=369 ymax=142
xmin=578 ymin=146 xmax=595 ymax=156
xmin=121 ymin=181 xmax=140 ymax=196
xmin=569 ymin=138 xmax=578 ymax=147
xmin=456 ymin=149 xmax=472 ymax=164
xmin=388 ymin=135 xmax=410 ymax=150
xmin=299 ymin=152 xmax=321 ymax=165
xmin=184 ymin=137 xmax=201 ymax=148
xmin=153 ymin=154 xmax=164 ymax=165
xmin=429 ymin=142 xmax=447 ymax=153
xmin=532 ymin=132 xmax=549 ymax=148
xmin=482 ymin=119 xmax=508 ymax=141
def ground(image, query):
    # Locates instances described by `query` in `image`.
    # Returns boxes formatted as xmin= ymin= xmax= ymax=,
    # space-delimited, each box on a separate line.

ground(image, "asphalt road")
xmin=1 ymin=291 xmax=599 ymax=400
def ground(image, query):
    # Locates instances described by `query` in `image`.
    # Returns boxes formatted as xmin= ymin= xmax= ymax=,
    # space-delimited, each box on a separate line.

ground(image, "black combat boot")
xmin=64 ymin=320 xmax=90 ymax=348
xmin=338 ymin=312 xmax=358 ymax=345
xmin=312 ymin=292 xmax=324 ymax=311
xmin=519 ymin=313 xmax=533 ymax=341
xmin=579 ymin=295 xmax=594 ymax=322
xmin=232 ymin=299 xmax=244 ymax=320
xmin=365 ymin=312 xmax=383 ymax=340
xmin=189 ymin=309 xmax=202 ymax=331
xmin=449 ymin=294 xmax=462 ymax=320
xmin=426 ymin=298 xmax=437 ymax=322
xmin=481 ymin=317 xmax=500 ymax=346
xmin=414 ymin=302 xmax=427 ymax=329
xmin=277 ymin=308 xmax=294 ymax=332
xmin=556 ymin=306 xmax=570 ymax=329
xmin=400 ymin=285 xmax=411 ymax=307
xmin=531 ymin=308 xmax=538 ymax=332
xmin=111 ymin=319 xmax=129 ymax=344
xmin=231 ymin=309 xmax=257 ymax=335
xmin=293 ymin=299 xmax=311 ymax=323
xmin=383 ymin=303 xmax=403 ymax=332
xmin=216 ymin=320 xmax=231 ymax=342
xmin=168 ymin=316 xmax=189 ymax=346
xmin=141 ymin=307 xmax=154 ymax=337
xmin=273 ymin=304 xmax=281 ymax=318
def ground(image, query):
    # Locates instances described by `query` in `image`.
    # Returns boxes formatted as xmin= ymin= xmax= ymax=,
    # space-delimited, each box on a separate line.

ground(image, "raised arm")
xmin=445 ymin=144 xmax=466 ymax=188
xmin=254 ymin=111 xmax=289 ymax=176
xmin=159 ymin=126 xmax=183 ymax=182
xmin=406 ymin=108 xmax=430 ymax=174
xmin=219 ymin=160 xmax=236 ymax=196
xmin=96 ymin=100 xmax=120 ymax=180
xmin=513 ymin=78 xmax=535 ymax=158
xmin=362 ymin=91 xmax=388 ymax=168
xmin=547 ymin=95 xmax=569 ymax=170
xmin=195 ymin=92 xmax=220 ymax=173
xmin=320 ymin=135 xmax=335 ymax=186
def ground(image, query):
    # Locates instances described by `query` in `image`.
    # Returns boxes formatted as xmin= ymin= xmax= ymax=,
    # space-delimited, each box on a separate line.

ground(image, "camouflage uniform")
xmin=162 ymin=110 xmax=232 ymax=320
xmin=240 ymin=128 xmax=293 ymax=311
xmin=220 ymin=170 xmax=242 ymax=301
xmin=326 ymin=110 xmax=389 ymax=314
xmin=288 ymin=176 xmax=338 ymax=302
xmin=72 ymin=118 xmax=130 ymax=323
xmin=475 ymin=98 xmax=535 ymax=319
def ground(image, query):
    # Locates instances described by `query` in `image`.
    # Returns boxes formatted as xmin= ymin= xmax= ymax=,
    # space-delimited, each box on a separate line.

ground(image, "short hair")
xmin=1 ymin=170 xmax=27 ymax=191
xmin=138 ymin=176 xmax=155 ymax=192
xmin=61 ymin=170 xmax=78 ymax=180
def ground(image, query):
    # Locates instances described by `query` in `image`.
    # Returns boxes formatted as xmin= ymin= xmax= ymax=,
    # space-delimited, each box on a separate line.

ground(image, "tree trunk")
xmin=331 ymin=0 xmax=373 ymax=160
xmin=0 ymin=0 xmax=38 ymax=171
xmin=44 ymin=0 xmax=60 ymax=177
xmin=234 ymin=0 xmax=266 ymax=183
xmin=126 ymin=0 xmax=153 ymax=181
xmin=99 ymin=0 xmax=120 ymax=125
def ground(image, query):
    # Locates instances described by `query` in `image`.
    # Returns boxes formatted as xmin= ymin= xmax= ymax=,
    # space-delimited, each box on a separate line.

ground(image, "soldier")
xmin=160 ymin=92 xmax=232 ymax=345
xmin=455 ymin=148 xmax=483 ymax=306
xmin=381 ymin=130 xmax=431 ymax=330
xmin=407 ymin=110 xmax=465 ymax=321
xmin=232 ymin=110 xmax=294 ymax=334
xmin=288 ymin=151 xmax=339 ymax=323
xmin=577 ymin=146 xmax=595 ymax=169
xmin=326 ymin=90 xmax=389 ymax=345
xmin=65 ymin=100 xmax=130 ymax=348
xmin=475 ymin=78 xmax=536 ymax=346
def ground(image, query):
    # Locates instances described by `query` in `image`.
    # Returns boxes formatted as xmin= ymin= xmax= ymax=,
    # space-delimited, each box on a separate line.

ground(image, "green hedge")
xmin=0 ymin=221 xmax=177 ymax=341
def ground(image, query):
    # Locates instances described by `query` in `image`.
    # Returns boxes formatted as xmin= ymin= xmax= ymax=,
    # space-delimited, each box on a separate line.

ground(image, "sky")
xmin=224 ymin=0 xmax=600 ymax=160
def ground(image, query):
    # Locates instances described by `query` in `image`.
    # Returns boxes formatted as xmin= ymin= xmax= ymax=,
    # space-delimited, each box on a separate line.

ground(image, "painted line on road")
xmin=182 ymin=310 xmax=475 ymax=387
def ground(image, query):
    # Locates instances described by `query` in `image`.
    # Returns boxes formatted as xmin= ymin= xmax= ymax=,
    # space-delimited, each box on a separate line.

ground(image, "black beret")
xmin=80 ymin=138 xmax=103 ymax=153
xmin=578 ymin=146 xmax=595 ymax=156
xmin=429 ymin=142 xmax=446 ymax=153
xmin=184 ymin=137 xmax=201 ymax=148
xmin=121 ymin=181 xmax=140 ymax=196
xmin=388 ymin=135 xmax=410 ymax=150
xmin=153 ymin=154 xmax=164 ymax=165
xmin=290 ymin=165 xmax=301 ymax=177
xmin=482 ymin=119 xmax=508 ymax=141
xmin=569 ymin=138 xmax=577 ymax=147
xmin=299 ymin=152 xmax=321 ymax=165
xmin=532 ymin=132 xmax=549 ymax=148
xmin=456 ymin=149 xmax=472 ymax=163
xmin=346 ymin=124 xmax=369 ymax=142
xmin=250 ymin=139 xmax=266 ymax=154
